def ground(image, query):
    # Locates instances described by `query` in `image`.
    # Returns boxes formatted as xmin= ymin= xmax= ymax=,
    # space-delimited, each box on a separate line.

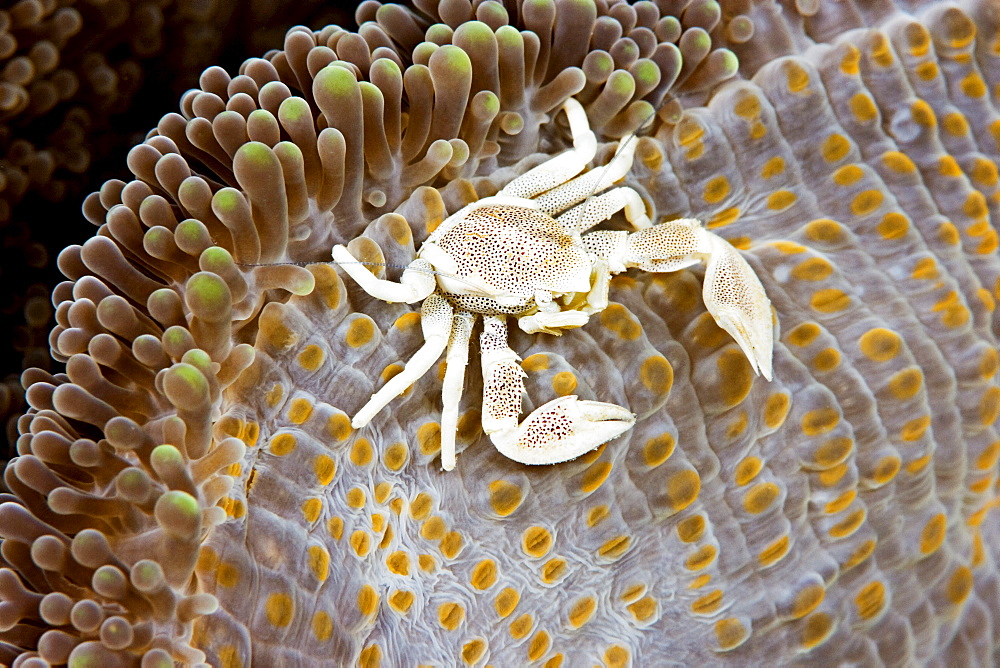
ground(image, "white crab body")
xmin=423 ymin=204 xmax=591 ymax=315
xmin=332 ymin=98 xmax=775 ymax=471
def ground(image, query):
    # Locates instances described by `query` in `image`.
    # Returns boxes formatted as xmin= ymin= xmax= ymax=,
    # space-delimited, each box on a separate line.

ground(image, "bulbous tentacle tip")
xmin=490 ymin=395 xmax=635 ymax=466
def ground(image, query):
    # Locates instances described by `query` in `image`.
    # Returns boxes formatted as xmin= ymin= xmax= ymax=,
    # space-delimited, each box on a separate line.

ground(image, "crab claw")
xmin=700 ymin=237 xmax=774 ymax=381
xmin=489 ymin=395 xmax=635 ymax=465
xmin=621 ymin=219 xmax=774 ymax=381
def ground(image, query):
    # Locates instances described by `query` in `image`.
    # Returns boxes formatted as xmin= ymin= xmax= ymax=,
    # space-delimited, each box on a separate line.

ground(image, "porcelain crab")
xmin=333 ymin=97 xmax=773 ymax=471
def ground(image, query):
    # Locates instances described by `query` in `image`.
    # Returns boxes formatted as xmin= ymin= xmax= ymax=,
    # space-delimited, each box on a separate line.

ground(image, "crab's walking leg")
xmin=352 ymin=294 xmax=454 ymax=428
xmin=535 ymin=133 xmax=647 ymax=222
xmin=480 ymin=316 xmax=635 ymax=465
xmin=555 ymin=187 xmax=652 ymax=234
xmin=332 ymin=244 xmax=436 ymax=303
xmin=498 ymin=98 xmax=597 ymax=199
xmin=620 ymin=218 xmax=774 ymax=380
xmin=440 ymin=310 xmax=475 ymax=471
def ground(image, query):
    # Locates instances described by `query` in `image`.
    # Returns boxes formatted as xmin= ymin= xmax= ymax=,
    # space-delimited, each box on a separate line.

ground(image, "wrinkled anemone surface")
xmin=3 ymin=0 xmax=1000 ymax=665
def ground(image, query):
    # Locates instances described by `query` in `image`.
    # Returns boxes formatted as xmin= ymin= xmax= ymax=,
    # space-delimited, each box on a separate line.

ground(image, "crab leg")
xmin=535 ymin=132 xmax=644 ymax=219
xmin=497 ymin=98 xmax=597 ymax=200
xmin=440 ymin=310 xmax=475 ymax=471
xmin=332 ymin=244 xmax=436 ymax=304
xmin=617 ymin=218 xmax=774 ymax=380
xmin=555 ymin=186 xmax=652 ymax=234
xmin=480 ymin=316 xmax=635 ymax=465
xmin=351 ymin=294 xmax=453 ymax=428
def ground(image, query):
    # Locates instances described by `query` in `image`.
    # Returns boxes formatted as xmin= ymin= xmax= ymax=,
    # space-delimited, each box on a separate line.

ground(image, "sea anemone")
xmin=0 ymin=0 xmax=358 ymax=452
xmin=3 ymin=0 xmax=1000 ymax=664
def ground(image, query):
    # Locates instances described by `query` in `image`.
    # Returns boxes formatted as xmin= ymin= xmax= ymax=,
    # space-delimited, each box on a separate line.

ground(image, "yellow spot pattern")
xmin=488 ymin=480 xmax=523 ymax=516
xmin=743 ymin=482 xmax=780 ymax=514
xmin=301 ymin=498 xmax=322 ymax=522
xmin=359 ymin=645 xmax=380 ymax=668
xmin=314 ymin=455 xmax=336 ymax=485
xmin=597 ymin=535 xmax=631 ymax=561
xmin=551 ymin=371 xmax=577 ymax=395
xmin=829 ymin=509 xmax=867 ymax=539
xmin=297 ymin=345 xmax=324 ymax=371
xmin=784 ymin=61 xmax=810 ymax=93
xmin=509 ymin=613 xmax=533 ymax=639
xmin=307 ymin=545 xmax=330 ymax=581
xmin=327 ymin=413 xmax=352 ymax=441
xmin=541 ymin=558 xmax=567 ymax=583
xmin=269 ymin=433 xmax=296 ymax=456
xmin=801 ymin=612 xmax=834 ymax=649
xmin=640 ymin=355 xmax=673 ymax=394
xmin=810 ymin=288 xmax=850 ymax=313
xmin=882 ymin=151 xmax=916 ymax=173
xmin=627 ymin=596 xmax=657 ymax=621
xmin=792 ymin=585 xmax=825 ymax=619
xmin=350 ymin=438 xmax=374 ymax=466
xmin=767 ymin=190 xmax=796 ymax=210
xmin=495 ymin=587 xmax=520 ymax=618
xmin=703 ymin=176 xmax=731 ymax=203
xmin=666 ymin=469 xmax=701 ymax=512
xmin=417 ymin=422 xmax=440 ymax=455
xmin=346 ymin=488 xmax=365 ymax=508
xmin=600 ymin=304 xmax=641 ymax=340
xmin=527 ymin=630 xmax=551 ymax=661
xmin=787 ymin=322 xmax=821 ymax=347
xmin=604 ymin=645 xmax=630 ymax=668
xmin=521 ymin=526 xmax=552 ymax=559
xmin=947 ymin=566 xmax=973 ymax=605
xmin=849 ymin=94 xmax=877 ymax=123
xmin=287 ymin=397 xmax=313 ymax=423
xmin=312 ymin=611 xmax=333 ymax=641
xmin=388 ymin=590 xmax=414 ymax=614
xmin=717 ymin=349 xmax=754 ymax=406
xmin=859 ymin=328 xmax=902 ymax=362
xmin=265 ymin=593 xmax=293 ymax=628
xmin=686 ymin=544 xmax=717 ymax=571
xmin=802 ymin=408 xmax=839 ymax=436
xmin=346 ymin=317 xmax=375 ymax=348
xmin=437 ymin=602 xmax=464 ymax=630
xmin=812 ymin=348 xmax=841 ymax=372
xmin=850 ymin=190 xmax=883 ymax=216
xmin=382 ymin=442 xmax=409 ymax=471
xmin=761 ymin=156 xmax=785 ymax=179
xmin=854 ymin=581 xmax=886 ymax=621
xmin=822 ymin=133 xmax=850 ymax=162
xmin=878 ymin=212 xmax=909 ymax=239
xmin=920 ymin=513 xmax=947 ymax=554
xmin=887 ymin=368 xmax=923 ymax=400
xmin=691 ymin=589 xmax=723 ymax=615
xmin=351 ymin=531 xmax=371 ymax=558
xmin=462 ymin=639 xmax=486 ymax=664
xmin=643 ymin=433 xmax=675 ymax=467
xmin=580 ymin=461 xmax=612 ymax=493
xmin=792 ymin=258 xmax=834 ymax=281
xmin=714 ymin=618 xmax=750 ymax=651
xmin=568 ymin=596 xmax=597 ymax=628
xmin=470 ymin=559 xmax=497 ymax=590
xmin=759 ymin=535 xmax=790 ymax=567
xmin=735 ymin=457 xmax=763 ymax=486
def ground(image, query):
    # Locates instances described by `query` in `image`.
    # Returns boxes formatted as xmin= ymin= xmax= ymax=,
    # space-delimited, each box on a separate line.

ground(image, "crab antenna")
xmin=236 ymin=259 xmax=485 ymax=291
